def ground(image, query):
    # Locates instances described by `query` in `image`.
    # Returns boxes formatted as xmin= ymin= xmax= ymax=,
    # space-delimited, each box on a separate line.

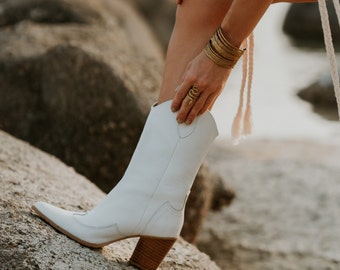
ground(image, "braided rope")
xmin=231 ymin=38 xmax=248 ymax=143
xmin=232 ymin=2 xmax=340 ymax=144
xmin=231 ymin=32 xmax=254 ymax=144
xmin=318 ymin=0 xmax=340 ymax=119
xmin=243 ymin=32 xmax=254 ymax=136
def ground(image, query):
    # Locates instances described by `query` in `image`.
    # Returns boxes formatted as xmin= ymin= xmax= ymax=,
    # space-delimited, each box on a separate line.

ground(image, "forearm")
xmin=220 ymin=0 xmax=272 ymax=47
xmin=219 ymin=0 xmax=317 ymax=47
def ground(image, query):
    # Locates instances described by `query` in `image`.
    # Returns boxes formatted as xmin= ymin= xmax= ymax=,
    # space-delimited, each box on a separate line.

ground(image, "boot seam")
xmin=141 ymin=201 xmax=182 ymax=237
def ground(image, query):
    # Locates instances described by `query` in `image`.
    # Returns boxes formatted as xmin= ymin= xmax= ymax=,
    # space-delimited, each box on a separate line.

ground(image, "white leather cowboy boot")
xmin=32 ymin=100 xmax=218 ymax=270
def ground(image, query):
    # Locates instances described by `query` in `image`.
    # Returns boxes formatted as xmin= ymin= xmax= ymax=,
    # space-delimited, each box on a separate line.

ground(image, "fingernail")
xmin=171 ymin=107 xmax=177 ymax=112
xmin=177 ymin=118 xmax=183 ymax=124
xmin=186 ymin=120 xmax=191 ymax=125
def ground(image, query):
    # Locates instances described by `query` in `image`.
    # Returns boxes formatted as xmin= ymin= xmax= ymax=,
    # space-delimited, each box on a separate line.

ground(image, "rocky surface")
xmin=198 ymin=139 xmax=340 ymax=270
xmin=182 ymin=165 xmax=235 ymax=244
xmin=0 ymin=0 xmax=163 ymax=193
xmin=283 ymin=2 xmax=340 ymax=48
xmin=0 ymin=130 xmax=220 ymax=270
xmin=127 ymin=0 xmax=177 ymax=51
xmin=297 ymin=72 xmax=339 ymax=121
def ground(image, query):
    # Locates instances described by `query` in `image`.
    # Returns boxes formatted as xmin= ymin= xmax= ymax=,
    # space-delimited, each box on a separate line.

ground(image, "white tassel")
xmin=231 ymin=40 xmax=248 ymax=144
xmin=231 ymin=33 xmax=254 ymax=144
xmin=243 ymin=33 xmax=254 ymax=136
xmin=231 ymin=1 xmax=340 ymax=145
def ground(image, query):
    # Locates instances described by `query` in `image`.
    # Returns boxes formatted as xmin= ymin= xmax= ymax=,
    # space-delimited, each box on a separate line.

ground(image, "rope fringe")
xmin=231 ymin=33 xmax=254 ymax=145
xmin=232 ymin=1 xmax=340 ymax=144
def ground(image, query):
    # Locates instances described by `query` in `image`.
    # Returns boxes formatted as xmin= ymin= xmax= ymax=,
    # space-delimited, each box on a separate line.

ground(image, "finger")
xmin=171 ymin=79 xmax=193 ymax=113
xmin=175 ymin=89 xmax=194 ymax=124
xmin=185 ymin=92 xmax=209 ymax=125
xmin=176 ymin=85 xmax=205 ymax=124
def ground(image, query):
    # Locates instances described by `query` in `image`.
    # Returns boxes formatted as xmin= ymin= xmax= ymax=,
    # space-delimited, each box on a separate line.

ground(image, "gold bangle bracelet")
xmin=204 ymin=41 xmax=238 ymax=68
xmin=212 ymin=35 xmax=244 ymax=59
xmin=216 ymin=28 xmax=245 ymax=55
xmin=204 ymin=27 xmax=245 ymax=69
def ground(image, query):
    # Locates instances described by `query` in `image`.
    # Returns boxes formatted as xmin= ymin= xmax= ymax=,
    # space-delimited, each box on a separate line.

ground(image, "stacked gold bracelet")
xmin=204 ymin=27 xmax=245 ymax=69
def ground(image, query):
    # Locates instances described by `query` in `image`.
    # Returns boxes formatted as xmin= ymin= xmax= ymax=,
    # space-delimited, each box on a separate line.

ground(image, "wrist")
xmin=219 ymin=27 xmax=244 ymax=48
xmin=203 ymin=27 xmax=245 ymax=69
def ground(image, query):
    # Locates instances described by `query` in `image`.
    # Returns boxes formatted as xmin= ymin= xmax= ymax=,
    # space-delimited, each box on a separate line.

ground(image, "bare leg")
xmin=158 ymin=0 xmax=232 ymax=104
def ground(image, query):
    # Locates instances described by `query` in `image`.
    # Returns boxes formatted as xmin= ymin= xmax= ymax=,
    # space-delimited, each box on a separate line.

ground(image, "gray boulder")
xmin=297 ymin=71 xmax=339 ymax=121
xmin=0 ymin=0 xmax=163 ymax=193
xmin=0 ymin=130 xmax=221 ymax=270
xmin=126 ymin=0 xmax=177 ymax=51
xmin=198 ymin=140 xmax=340 ymax=270
xmin=283 ymin=3 xmax=340 ymax=48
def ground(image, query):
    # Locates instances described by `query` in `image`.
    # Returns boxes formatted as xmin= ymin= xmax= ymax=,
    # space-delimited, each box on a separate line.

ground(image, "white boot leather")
xmin=33 ymin=100 xmax=218 ymax=248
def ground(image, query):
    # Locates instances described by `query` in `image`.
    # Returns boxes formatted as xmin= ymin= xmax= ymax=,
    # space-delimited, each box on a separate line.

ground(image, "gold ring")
xmin=187 ymin=86 xmax=200 ymax=105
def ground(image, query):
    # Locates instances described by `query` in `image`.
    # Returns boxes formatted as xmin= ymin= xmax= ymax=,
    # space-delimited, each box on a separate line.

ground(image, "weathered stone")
xmin=198 ymin=140 xmax=340 ymax=270
xmin=283 ymin=3 xmax=340 ymax=48
xmin=0 ymin=130 xmax=221 ymax=270
xmin=127 ymin=0 xmax=177 ymax=51
xmin=182 ymin=165 xmax=235 ymax=244
xmin=0 ymin=0 xmax=163 ymax=193
xmin=297 ymin=71 xmax=339 ymax=121
xmin=0 ymin=0 xmax=99 ymax=26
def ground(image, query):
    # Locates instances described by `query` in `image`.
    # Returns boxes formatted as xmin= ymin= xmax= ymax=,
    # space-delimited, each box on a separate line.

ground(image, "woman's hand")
xmin=171 ymin=51 xmax=231 ymax=125
xmin=176 ymin=0 xmax=183 ymax=4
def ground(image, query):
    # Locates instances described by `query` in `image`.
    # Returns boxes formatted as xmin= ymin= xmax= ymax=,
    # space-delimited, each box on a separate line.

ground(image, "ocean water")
xmin=211 ymin=4 xmax=340 ymax=143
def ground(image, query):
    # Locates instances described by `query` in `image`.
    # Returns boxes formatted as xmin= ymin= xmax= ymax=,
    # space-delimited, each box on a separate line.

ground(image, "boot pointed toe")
xmin=32 ymin=202 xmax=123 ymax=248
